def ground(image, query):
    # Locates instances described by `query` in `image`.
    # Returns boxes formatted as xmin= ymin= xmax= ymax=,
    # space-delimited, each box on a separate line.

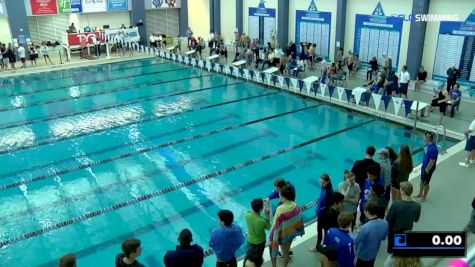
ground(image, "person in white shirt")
xmin=459 ymin=116 xmax=475 ymax=167
xmin=399 ymin=65 xmax=410 ymax=99
xmin=41 ymin=43 xmax=54 ymax=64
xmin=157 ymin=34 xmax=163 ymax=48
xmin=17 ymin=45 xmax=26 ymax=69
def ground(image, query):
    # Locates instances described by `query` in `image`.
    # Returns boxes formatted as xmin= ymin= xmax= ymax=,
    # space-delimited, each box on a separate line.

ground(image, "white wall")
xmin=76 ymin=11 xmax=131 ymax=30
xmin=289 ymin=0 xmax=337 ymax=60
xmin=220 ymin=0 xmax=236 ymax=44
xmin=243 ymin=0 xmax=277 ymax=37
xmin=422 ymin=0 xmax=473 ymax=80
xmin=0 ymin=17 xmax=11 ymax=43
xmin=344 ymin=0 xmax=413 ymax=71
xmin=188 ymin=0 xmax=210 ymax=39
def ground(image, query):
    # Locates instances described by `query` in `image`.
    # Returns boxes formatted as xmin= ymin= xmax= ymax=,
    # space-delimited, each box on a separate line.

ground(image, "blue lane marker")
xmin=0 ymin=68 xmax=203 ymax=112
xmin=0 ymin=99 xmax=311 ymax=190
xmin=0 ymin=62 xmax=179 ymax=99
xmin=0 ymin=118 xmax=374 ymax=248
xmin=0 ymin=86 xmax=267 ymax=155
xmin=0 ymin=79 xmax=238 ymax=130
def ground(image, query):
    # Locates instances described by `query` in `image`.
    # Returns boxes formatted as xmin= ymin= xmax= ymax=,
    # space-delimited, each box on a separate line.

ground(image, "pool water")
xmin=0 ymin=58 xmax=456 ymax=267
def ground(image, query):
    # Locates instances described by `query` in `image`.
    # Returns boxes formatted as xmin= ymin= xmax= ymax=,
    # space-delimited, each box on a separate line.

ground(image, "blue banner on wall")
xmin=108 ymin=0 xmax=128 ymax=11
xmin=433 ymin=9 xmax=475 ymax=85
xmin=71 ymin=0 xmax=82 ymax=13
xmin=295 ymin=0 xmax=332 ymax=60
xmin=248 ymin=1 xmax=276 ymax=46
xmin=353 ymin=2 xmax=403 ymax=69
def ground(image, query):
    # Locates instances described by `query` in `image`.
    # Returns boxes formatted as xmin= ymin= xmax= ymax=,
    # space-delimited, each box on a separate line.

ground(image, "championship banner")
xmin=57 ymin=0 xmax=71 ymax=13
xmin=82 ymin=0 xmax=106 ymax=13
xmin=31 ymin=0 xmax=58 ymax=15
xmin=67 ymin=31 xmax=105 ymax=46
xmin=105 ymin=28 xmax=140 ymax=43
xmin=108 ymin=0 xmax=128 ymax=11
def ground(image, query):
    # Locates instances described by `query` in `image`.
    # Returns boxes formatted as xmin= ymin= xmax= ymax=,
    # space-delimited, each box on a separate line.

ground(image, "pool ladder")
xmin=431 ymin=125 xmax=447 ymax=154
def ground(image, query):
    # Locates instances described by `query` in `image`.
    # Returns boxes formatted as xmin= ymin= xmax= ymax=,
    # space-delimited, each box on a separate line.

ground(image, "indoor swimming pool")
xmin=0 ymin=58 xmax=457 ymax=266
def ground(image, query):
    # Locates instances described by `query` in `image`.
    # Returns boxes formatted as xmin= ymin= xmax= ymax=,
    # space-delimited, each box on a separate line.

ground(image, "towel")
xmin=269 ymin=201 xmax=305 ymax=256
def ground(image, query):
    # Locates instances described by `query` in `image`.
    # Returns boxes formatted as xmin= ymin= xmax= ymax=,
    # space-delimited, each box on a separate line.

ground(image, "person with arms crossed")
xmin=355 ymin=202 xmax=388 ymax=267
xmin=338 ymin=170 xmax=361 ymax=230
xmin=209 ymin=210 xmax=245 ymax=267
xmin=459 ymin=115 xmax=475 ymax=167
xmin=415 ymin=132 xmax=438 ymax=202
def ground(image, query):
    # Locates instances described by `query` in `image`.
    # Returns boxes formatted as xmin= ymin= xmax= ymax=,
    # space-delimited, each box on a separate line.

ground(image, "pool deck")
xmin=1 ymin=44 xmax=474 ymax=266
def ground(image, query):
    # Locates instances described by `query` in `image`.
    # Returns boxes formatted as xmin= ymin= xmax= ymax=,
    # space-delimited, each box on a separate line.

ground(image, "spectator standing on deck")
xmin=391 ymin=145 xmax=413 ymax=201
xmin=399 ymin=65 xmax=410 ymax=99
xmin=209 ymin=210 xmax=244 ymax=267
xmin=244 ymin=199 xmax=271 ymax=267
xmin=459 ymin=116 xmax=475 ymax=167
xmin=464 ymin=197 xmax=475 ymax=234
xmin=338 ymin=170 xmax=361 ymax=230
xmin=115 ymin=238 xmax=145 ymax=267
xmin=377 ymin=148 xmax=392 ymax=203
xmin=164 ymin=229 xmax=204 ymax=267
xmin=447 ymin=64 xmax=461 ymax=90
xmin=59 ymin=253 xmax=77 ymax=267
xmin=355 ymin=202 xmax=388 ymax=267
xmin=351 ymin=146 xmax=381 ymax=198
xmin=360 ymin=166 xmax=384 ymax=224
xmin=385 ymin=182 xmax=421 ymax=267
xmin=415 ymin=132 xmax=438 ymax=202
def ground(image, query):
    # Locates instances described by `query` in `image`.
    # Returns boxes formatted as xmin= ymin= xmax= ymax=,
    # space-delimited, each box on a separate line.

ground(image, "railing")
xmin=432 ymin=125 xmax=447 ymax=154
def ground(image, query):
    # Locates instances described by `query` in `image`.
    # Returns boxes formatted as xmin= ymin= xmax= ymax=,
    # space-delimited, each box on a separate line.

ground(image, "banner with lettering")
xmin=107 ymin=0 xmax=128 ymax=11
xmin=57 ymin=0 xmax=71 ymax=13
xmin=105 ymin=28 xmax=140 ymax=43
xmin=82 ymin=0 xmax=106 ymax=13
xmin=146 ymin=0 xmax=181 ymax=9
xmin=31 ymin=0 xmax=58 ymax=15
xmin=71 ymin=0 xmax=82 ymax=12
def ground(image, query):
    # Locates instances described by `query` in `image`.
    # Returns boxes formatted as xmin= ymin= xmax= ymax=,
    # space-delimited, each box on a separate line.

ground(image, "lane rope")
xmin=0 ymin=92 xmax=281 ymax=188
xmin=0 ymin=119 xmax=375 ymax=248
xmin=0 ymin=61 xmax=172 ymax=99
xmin=0 ymin=68 xmax=200 ymax=112
xmin=0 ymin=105 xmax=320 ymax=221
xmin=0 ymin=84 xmax=263 ymax=155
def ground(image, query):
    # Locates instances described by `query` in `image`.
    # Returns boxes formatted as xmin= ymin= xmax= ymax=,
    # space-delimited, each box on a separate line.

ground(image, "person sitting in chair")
xmin=286 ymin=56 xmax=297 ymax=76
xmin=449 ymin=83 xmax=462 ymax=117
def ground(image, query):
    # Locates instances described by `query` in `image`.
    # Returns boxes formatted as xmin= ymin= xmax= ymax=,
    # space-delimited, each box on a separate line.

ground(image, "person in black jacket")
xmin=447 ymin=64 xmax=461 ymax=90
xmin=115 ymin=238 xmax=145 ymax=267
xmin=367 ymin=57 xmax=379 ymax=81
xmin=164 ymin=229 xmax=204 ymax=267
xmin=309 ymin=192 xmax=345 ymax=252
xmin=351 ymin=146 xmax=381 ymax=196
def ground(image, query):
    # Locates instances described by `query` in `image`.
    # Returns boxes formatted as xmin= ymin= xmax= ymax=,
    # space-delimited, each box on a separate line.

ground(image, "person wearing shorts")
xmin=415 ymin=132 xmax=438 ymax=202
xmin=459 ymin=117 xmax=475 ymax=167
